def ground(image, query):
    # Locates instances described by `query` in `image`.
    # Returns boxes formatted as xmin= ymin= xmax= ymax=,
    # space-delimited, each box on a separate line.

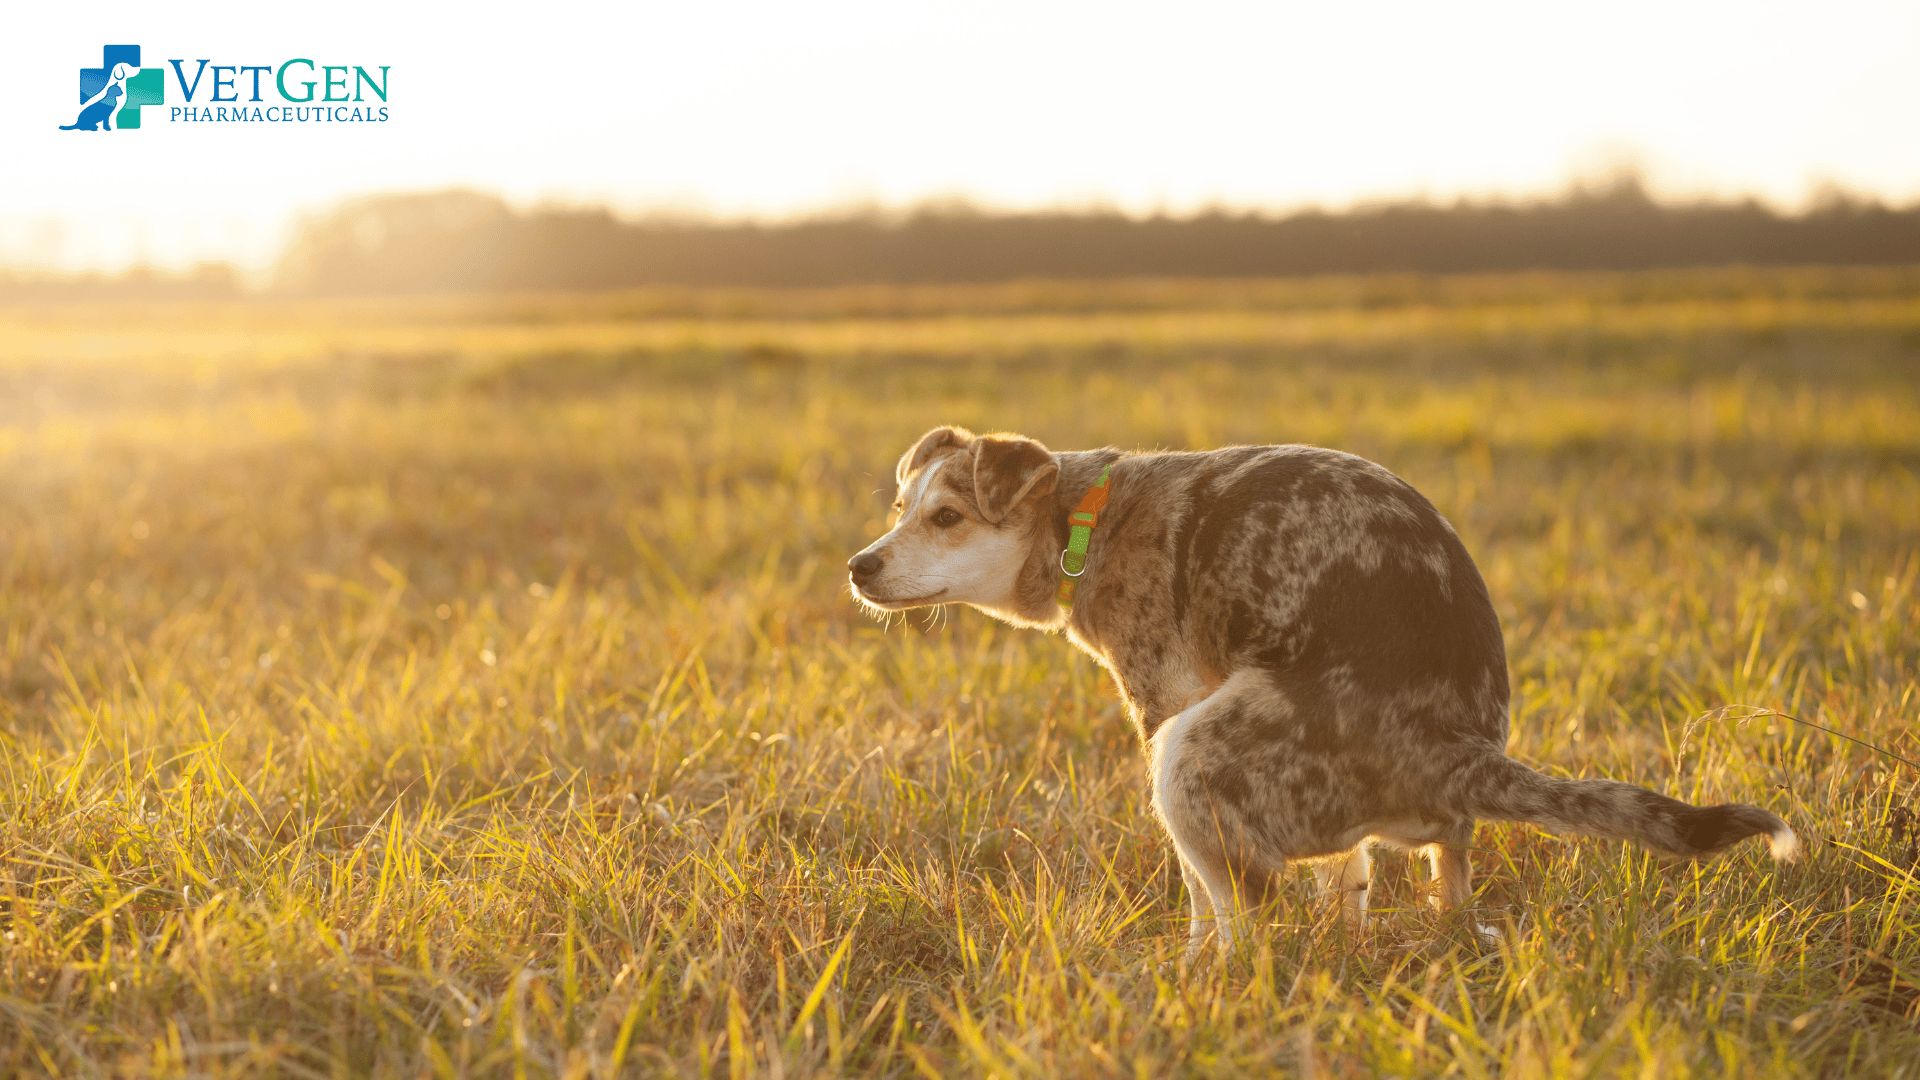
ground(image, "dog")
xmin=848 ymin=427 xmax=1797 ymax=956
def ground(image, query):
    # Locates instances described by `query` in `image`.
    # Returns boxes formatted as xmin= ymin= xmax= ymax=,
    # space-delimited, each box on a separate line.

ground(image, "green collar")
xmin=1056 ymin=465 xmax=1112 ymax=610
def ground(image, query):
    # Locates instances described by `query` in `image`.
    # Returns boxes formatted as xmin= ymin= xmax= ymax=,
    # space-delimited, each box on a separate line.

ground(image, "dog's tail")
xmin=1455 ymin=753 xmax=1798 ymax=860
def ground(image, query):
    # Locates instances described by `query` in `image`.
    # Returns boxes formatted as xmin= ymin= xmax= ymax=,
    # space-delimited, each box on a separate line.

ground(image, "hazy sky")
xmin=6 ymin=0 xmax=1919 ymax=272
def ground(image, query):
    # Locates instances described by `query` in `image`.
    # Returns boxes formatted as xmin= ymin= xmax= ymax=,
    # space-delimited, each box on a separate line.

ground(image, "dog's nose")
xmin=848 ymin=551 xmax=883 ymax=582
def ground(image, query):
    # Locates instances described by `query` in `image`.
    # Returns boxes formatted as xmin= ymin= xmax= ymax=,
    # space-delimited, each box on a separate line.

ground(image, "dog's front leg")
xmin=1311 ymin=845 xmax=1373 ymax=925
xmin=1148 ymin=673 xmax=1282 ymax=958
xmin=1174 ymin=851 xmax=1214 ymax=962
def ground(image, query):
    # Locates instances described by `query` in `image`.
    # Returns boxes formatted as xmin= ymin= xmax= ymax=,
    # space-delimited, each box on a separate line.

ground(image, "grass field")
xmin=2 ymin=267 xmax=1917 ymax=1076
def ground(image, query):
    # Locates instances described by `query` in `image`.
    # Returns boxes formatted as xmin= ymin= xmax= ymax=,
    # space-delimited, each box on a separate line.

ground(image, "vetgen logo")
xmin=59 ymin=43 xmax=390 ymax=131
xmin=60 ymin=45 xmax=166 ymax=131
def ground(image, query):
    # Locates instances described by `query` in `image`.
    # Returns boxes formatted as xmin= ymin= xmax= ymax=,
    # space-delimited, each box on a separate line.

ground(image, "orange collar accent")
xmin=1057 ymin=465 xmax=1112 ymax=609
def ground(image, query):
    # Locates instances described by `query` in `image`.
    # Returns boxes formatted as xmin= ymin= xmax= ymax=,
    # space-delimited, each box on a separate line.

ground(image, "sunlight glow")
xmin=8 ymin=0 xmax=1920 ymax=272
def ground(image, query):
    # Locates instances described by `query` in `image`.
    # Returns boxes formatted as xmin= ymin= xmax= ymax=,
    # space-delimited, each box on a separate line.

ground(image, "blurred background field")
xmin=1 ymin=268 xmax=1916 ymax=1075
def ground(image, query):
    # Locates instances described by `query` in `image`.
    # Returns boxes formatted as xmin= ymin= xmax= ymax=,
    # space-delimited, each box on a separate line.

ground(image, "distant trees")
xmin=0 ymin=262 xmax=240 ymax=304
xmin=183 ymin=179 xmax=1920 ymax=296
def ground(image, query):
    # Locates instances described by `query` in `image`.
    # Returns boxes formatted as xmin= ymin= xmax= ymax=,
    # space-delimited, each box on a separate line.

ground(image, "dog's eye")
xmin=932 ymin=507 xmax=963 ymax=527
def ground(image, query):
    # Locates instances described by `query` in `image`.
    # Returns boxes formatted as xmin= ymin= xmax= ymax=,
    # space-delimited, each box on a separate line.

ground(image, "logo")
xmin=60 ymin=45 xmax=165 ymax=131
xmin=58 ymin=44 xmax=390 ymax=132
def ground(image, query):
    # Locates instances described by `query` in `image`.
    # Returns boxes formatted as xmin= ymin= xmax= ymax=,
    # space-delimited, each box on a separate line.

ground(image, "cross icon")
xmin=79 ymin=44 xmax=165 ymax=129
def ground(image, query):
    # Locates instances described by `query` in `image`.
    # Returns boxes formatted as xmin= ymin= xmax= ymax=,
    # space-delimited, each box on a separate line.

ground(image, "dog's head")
xmin=848 ymin=426 xmax=1058 ymax=617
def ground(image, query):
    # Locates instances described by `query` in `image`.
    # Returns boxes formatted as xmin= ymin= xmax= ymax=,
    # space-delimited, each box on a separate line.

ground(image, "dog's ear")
xmin=972 ymin=434 xmax=1058 ymax=524
xmin=896 ymin=426 xmax=974 ymax=486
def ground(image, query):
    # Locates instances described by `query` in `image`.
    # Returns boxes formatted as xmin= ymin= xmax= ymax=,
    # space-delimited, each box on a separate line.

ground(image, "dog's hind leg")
xmin=1423 ymin=820 xmax=1475 ymax=911
xmin=1424 ymin=819 xmax=1499 ymax=944
xmin=1312 ymin=844 xmax=1372 ymax=925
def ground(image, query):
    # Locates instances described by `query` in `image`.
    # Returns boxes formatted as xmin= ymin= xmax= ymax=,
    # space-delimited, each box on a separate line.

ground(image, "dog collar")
xmin=1057 ymin=465 xmax=1112 ymax=610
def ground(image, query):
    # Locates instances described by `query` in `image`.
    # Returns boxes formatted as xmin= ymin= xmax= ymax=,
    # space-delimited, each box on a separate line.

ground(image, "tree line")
xmin=273 ymin=178 xmax=1920 ymax=295
xmin=10 ymin=176 xmax=1920 ymax=303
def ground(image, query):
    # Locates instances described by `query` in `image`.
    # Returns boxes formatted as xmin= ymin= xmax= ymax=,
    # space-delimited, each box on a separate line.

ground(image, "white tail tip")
xmin=1768 ymin=825 xmax=1801 ymax=861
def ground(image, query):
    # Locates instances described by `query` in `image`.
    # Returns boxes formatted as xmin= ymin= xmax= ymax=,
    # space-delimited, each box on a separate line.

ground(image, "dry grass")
xmin=1 ymin=267 xmax=1917 ymax=1076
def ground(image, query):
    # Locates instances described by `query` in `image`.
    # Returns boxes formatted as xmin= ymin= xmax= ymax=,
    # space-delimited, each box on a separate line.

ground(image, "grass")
xmin=0 ymin=266 xmax=1917 ymax=1076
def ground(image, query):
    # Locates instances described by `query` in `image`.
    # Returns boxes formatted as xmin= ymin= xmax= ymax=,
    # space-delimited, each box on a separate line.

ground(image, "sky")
xmin=5 ymin=0 xmax=1919 ymax=273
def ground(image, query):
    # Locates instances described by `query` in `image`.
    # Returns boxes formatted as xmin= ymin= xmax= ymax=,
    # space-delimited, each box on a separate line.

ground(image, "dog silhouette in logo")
xmin=61 ymin=64 xmax=128 ymax=131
